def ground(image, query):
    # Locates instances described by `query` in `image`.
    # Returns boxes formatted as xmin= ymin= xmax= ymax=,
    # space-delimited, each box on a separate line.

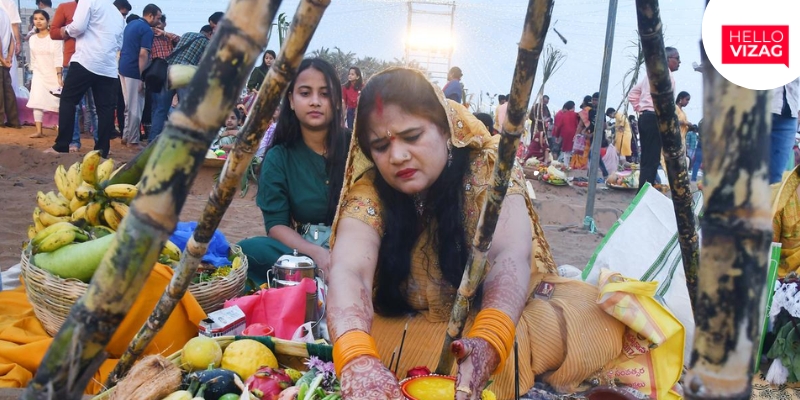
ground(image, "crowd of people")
xmin=0 ymin=0 xmax=219 ymax=157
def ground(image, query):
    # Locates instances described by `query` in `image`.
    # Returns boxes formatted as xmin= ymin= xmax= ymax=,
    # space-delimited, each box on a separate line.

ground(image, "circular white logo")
xmin=702 ymin=0 xmax=800 ymax=90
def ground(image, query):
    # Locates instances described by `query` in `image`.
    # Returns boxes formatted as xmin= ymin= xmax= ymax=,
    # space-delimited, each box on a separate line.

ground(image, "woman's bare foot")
xmin=29 ymin=132 xmax=45 ymax=138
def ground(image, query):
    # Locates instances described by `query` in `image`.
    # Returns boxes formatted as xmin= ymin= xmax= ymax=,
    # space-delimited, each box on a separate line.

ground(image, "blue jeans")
xmin=149 ymin=87 xmax=173 ymax=141
xmin=771 ymin=113 xmax=797 ymax=184
xmin=691 ymin=146 xmax=703 ymax=182
xmin=65 ymin=66 xmax=98 ymax=149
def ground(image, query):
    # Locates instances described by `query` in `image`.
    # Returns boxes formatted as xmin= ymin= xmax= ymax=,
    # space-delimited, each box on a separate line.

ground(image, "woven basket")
xmin=20 ymin=244 xmax=249 ymax=336
xmin=20 ymin=246 xmax=89 ymax=337
xmin=93 ymin=335 xmax=333 ymax=399
xmin=187 ymin=245 xmax=248 ymax=313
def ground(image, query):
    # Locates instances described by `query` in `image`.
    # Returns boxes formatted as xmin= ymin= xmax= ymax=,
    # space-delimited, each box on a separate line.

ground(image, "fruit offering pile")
xmin=27 ymin=153 xmax=182 ymax=282
xmin=157 ymin=336 xmax=342 ymax=400
xmin=30 ymin=150 xmax=136 ymax=238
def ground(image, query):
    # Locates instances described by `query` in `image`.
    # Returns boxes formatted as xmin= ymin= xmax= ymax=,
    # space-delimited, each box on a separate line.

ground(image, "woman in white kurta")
xmin=26 ymin=10 xmax=62 ymax=139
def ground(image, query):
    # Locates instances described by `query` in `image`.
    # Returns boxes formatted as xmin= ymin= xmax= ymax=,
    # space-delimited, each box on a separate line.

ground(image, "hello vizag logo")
xmin=721 ymin=25 xmax=789 ymax=67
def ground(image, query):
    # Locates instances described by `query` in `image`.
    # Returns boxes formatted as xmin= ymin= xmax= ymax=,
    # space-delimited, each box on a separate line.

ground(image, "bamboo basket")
xmin=20 ymin=246 xmax=89 ymax=336
xmin=20 ymin=244 xmax=248 ymax=336
xmin=187 ymin=245 xmax=249 ymax=313
xmin=93 ymin=335 xmax=333 ymax=399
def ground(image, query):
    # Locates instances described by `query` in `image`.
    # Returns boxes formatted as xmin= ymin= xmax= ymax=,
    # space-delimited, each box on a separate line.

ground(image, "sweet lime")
xmin=221 ymin=339 xmax=278 ymax=380
xmin=180 ymin=336 xmax=222 ymax=371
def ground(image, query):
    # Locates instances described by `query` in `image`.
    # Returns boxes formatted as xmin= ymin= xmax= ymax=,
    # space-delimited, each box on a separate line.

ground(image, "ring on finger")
xmin=455 ymin=386 xmax=472 ymax=396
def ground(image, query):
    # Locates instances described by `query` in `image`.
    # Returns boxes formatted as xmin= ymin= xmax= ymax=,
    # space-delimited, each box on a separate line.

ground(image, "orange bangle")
xmin=332 ymin=330 xmax=380 ymax=377
xmin=466 ymin=308 xmax=515 ymax=374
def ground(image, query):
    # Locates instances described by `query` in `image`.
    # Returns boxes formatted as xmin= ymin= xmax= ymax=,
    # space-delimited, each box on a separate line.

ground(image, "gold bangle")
xmin=455 ymin=386 xmax=473 ymax=396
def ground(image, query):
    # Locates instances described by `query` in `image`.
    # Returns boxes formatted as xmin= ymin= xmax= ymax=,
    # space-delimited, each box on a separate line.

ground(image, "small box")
xmin=198 ymin=305 xmax=246 ymax=338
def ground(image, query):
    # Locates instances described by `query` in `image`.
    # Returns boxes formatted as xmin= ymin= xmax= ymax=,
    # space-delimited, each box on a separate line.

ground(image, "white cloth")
xmin=26 ymin=33 xmax=61 ymax=112
xmin=66 ymin=0 xmax=123 ymax=78
xmin=582 ymin=185 xmax=701 ymax=363
xmin=771 ymin=77 xmax=800 ymax=116
xmin=0 ymin=263 xmax=21 ymax=291
xmin=0 ymin=0 xmax=20 ymax=96
xmin=0 ymin=7 xmax=10 ymax=60
xmin=628 ymin=70 xmax=676 ymax=113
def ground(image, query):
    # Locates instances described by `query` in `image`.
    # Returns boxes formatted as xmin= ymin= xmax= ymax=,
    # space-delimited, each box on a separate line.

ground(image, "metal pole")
xmin=583 ymin=0 xmax=618 ymax=231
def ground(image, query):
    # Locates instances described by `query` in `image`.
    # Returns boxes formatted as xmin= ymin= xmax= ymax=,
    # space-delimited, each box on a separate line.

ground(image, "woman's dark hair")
xmin=343 ymin=66 xmax=363 ymax=91
xmin=230 ymin=107 xmax=243 ymax=126
xmin=354 ymin=68 xmax=470 ymax=316
xmin=268 ymin=58 xmax=348 ymax=225
xmin=580 ymin=95 xmax=592 ymax=108
xmin=32 ymin=10 xmax=49 ymax=32
xmin=563 ymin=100 xmax=575 ymax=110
xmin=473 ymin=112 xmax=493 ymax=132
xmin=676 ymin=91 xmax=690 ymax=104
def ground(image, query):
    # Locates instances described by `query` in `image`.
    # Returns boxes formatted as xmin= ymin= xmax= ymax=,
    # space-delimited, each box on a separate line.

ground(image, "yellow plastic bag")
xmin=597 ymin=269 xmax=684 ymax=399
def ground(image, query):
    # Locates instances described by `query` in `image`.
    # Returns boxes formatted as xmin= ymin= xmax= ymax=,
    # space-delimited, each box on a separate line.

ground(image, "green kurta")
xmin=238 ymin=139 xmax=330 ymax=285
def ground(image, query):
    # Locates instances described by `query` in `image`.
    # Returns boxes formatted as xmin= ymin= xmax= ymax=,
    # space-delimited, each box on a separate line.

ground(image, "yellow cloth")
xmin=0 ymin=263 xmax=206 ymax=394
xmin=772 ymin=165 xmax=800 ymax=277
xmin=614 ymin=112 xmax=632 ymax=157
xmin=331 ymin=70 xmax=625 ymax=398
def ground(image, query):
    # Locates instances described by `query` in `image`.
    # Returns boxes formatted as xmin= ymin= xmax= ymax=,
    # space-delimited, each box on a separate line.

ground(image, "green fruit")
xmin=181 ymin=336 xmax=222 ymax=371
xmin=162 ymin=390 xmax=192 ymax=400
xmin=219 ymin=394 xmax=240 ymax=400
xmin=31 ymin=233 xmax=114 ymax=282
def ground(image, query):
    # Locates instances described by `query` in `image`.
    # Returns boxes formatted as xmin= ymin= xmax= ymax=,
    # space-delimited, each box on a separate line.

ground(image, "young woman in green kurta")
xmin=238 ymin=58 xmax=349 ymax=286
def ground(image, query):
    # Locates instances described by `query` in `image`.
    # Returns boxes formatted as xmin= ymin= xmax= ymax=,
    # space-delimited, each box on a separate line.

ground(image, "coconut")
xmin=109 ymin=355 xmax=182 ymax=400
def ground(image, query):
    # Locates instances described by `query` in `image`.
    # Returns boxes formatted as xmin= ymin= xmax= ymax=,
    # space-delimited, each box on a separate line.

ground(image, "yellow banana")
xmin=80 ymin=150 xmax=102 ymax=186
xmin=27 ymin=225 xmax=37 ymax=240
xmin=69 ymin=195 xmax=89 ymax=212
xmin=35 ymin=229 xmax=77 ymax=253
xmin=32 ymin=208 xmax=45 ymax=232
xmin=66 ymin=162 xmax=82 ymax=199
xmin=37 ymin=191 xmax=71 ymax=217
xmin=110 ymin=201 xmax=129 ymax=218
xmin=54 ymin=165 xmax=72 ymax=200
xmin=72 ymin=205 xmax=87 ymax=221
xmin=95 ymin=159 xmax=115 ymax=184
xmin=39 ymin=210 xmax=72 ymax=226
xmin=104 ymin=184 xmax=138 ymax=200
xmin=85 ymin=201 xmax=103 ymax=226
xmin=74 ymin=184 xmax=97 ymax=202
xmin=102 ymin=206 xmax=121 ymax=230
xmin=161 ymin=240 xmax=182 ymax=261
xmin=31 ymin=221 xmax=80 ymax=247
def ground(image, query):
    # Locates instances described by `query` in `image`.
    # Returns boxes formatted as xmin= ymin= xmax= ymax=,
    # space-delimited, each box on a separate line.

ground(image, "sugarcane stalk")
xmin=168 ymin=65 xmax=198 ymax=90
xmin=100 ymin=136 xmax=159 ymax=189
xmin=635 ymin=0 xmax=700 ymax=308
xmin=683 ymin=34 xmax=772 ymax=400
xmin=22 ymin=1 xmax=282 ymax=398
xmin=106 ymin=0 xmax=329 ymax=386
xmin=435 ymin=0 xmax=553 ymax=375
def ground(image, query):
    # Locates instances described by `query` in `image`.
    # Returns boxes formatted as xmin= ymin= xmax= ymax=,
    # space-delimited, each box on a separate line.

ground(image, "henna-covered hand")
xmin=326 ymin=287 xmax=373 ymax=341
xmin=452 ymin=337 xmax=499 ymax=400
xmin=340 ymin=355 xmax=403 ymax=400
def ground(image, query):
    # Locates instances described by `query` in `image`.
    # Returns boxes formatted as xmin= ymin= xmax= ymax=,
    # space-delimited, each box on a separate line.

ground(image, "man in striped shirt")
xmin=166 ymin=24 xmax=211 ymax=108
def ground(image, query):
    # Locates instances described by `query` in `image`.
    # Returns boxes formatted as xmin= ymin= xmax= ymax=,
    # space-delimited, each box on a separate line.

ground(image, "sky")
xmin=32 ymin=0 xmax=705 ymax=122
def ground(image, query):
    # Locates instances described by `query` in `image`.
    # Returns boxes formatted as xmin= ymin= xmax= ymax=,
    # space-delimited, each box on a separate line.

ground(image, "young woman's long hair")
xmin=355 ymin=68 xmax=470 ymax=316
xmin=258 ymin=50 xmax=276 ymax=71
xmin=268 ymin=58 xmax=348 ymax=225
xmin=343 ymin=66 xmax=363 ymax=91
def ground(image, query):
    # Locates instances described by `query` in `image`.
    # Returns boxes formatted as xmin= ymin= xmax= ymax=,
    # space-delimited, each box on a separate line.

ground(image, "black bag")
xmin=142 ymin=57 xmax=168 ymax=92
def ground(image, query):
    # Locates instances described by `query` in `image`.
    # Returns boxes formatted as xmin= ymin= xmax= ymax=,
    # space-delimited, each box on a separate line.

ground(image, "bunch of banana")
xmin=29 ymin=150 xmax=138 ymax=238
xmin=159 ymin=240 xmax=182 ymax=266
xmin=29 ymin=221 xmax=89 ymax=254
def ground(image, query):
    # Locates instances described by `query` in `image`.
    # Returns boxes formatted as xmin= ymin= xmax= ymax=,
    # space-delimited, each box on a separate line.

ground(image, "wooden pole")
xmin=634 ymin=0 xmax=700 ymax=307
xmin=434 ymin=0 xmax=553 ymax=375
xmin=105 ymin=0 xmax=331 ymax=386
xmin=584 ymin=0 xmax=618 ymax=231
xmin=683 ymin=25 xmax=772 ymax=400
xmin=21 ymin=0 xmax=284 ymax=397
